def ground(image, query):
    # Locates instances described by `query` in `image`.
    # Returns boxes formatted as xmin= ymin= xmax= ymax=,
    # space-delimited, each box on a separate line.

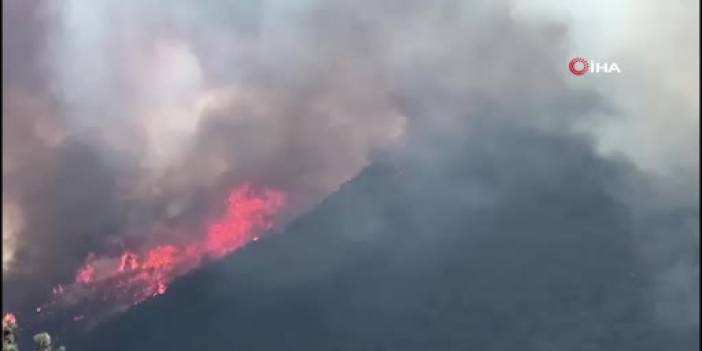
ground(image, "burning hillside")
xmin=2 ymin=0 xmax=697 ymax=350
xmin=33 ymin=184 xmax=285 ymax=325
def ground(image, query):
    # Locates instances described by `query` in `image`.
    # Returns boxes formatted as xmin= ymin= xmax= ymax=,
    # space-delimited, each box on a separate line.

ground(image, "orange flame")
xmin=40 ymin=184 xmax=286 ymax=319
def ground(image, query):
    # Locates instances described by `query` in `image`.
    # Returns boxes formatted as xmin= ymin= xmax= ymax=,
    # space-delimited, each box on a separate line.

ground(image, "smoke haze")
xmin=2 ymin=0 xmax=698 ymax=345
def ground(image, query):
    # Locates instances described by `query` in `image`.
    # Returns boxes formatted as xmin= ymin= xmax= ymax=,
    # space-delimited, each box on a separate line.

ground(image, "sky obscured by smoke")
xmin=2 ymin=0 xmax=698 ymax=341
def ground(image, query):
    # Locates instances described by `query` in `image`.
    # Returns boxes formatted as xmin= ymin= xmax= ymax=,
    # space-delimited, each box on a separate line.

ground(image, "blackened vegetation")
xmin=74 ymin=123 xmax=698 ymax=350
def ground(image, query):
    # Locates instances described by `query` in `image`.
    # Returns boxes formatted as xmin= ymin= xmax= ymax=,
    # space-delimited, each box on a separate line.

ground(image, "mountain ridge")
xmin=67 ymin=123 xmax=697 ymax=350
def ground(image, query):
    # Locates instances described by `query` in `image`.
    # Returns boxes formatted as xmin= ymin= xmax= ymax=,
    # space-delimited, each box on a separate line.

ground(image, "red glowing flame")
xmin=75 ymin=264 xmax=95 ymax=284
xmin=205 ymin=186 xmax=286 ymax=258
xmin=118 ymin=252 xmax=139 ymax=272
xmin=40 ymin=184 xmax=286 ymax=319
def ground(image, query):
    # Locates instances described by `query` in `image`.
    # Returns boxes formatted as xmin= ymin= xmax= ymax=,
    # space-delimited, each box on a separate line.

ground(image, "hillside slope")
xmin=77 ymin=123 xmax=697 ymax=351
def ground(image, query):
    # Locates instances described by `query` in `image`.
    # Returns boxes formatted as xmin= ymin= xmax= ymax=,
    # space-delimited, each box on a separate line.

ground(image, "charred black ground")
xmin=51 ymin=121 xmax=697 ymax=350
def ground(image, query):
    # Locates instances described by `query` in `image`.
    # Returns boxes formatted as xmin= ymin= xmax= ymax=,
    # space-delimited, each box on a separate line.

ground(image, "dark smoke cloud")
xmin=2 ymin=0 xmax=697 ymax=346
xmin=2 ymin=90 xmax=127 ymax=311
xmin=3 ymin=0 xmax=407 ymax=315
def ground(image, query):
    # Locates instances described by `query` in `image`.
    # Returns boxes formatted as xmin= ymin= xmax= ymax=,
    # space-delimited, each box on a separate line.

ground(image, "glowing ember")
xmin=118 ymin=252 xmax=139 ymax=272
xmin=39 ymin=184 xmax=286 ymax=320
xmin=75 ymin=264 xmax=95 ymax=284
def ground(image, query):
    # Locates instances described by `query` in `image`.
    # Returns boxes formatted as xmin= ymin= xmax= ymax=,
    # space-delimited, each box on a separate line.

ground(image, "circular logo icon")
xmin=568 ymin=57 xmax=589 ymax=76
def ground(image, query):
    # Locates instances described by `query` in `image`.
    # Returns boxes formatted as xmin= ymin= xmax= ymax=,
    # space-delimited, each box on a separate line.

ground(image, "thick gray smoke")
xmin=3 ymin=0 xmax=408 ymax=310
xmin=2 ymin=0 xmax=698 ymax=338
